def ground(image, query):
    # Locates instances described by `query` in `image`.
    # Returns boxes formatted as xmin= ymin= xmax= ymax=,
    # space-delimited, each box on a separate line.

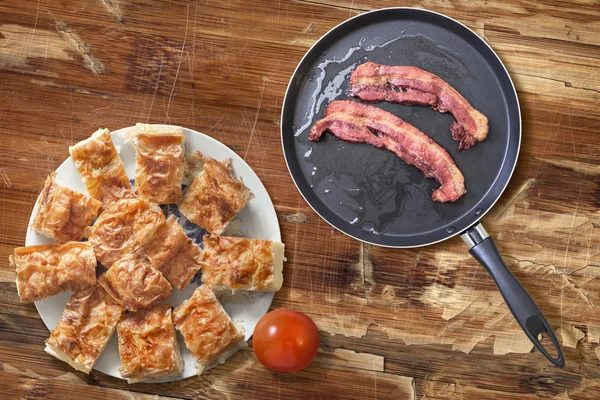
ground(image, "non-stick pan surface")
xmin=281 ymin=8 xmax=520 ymax=247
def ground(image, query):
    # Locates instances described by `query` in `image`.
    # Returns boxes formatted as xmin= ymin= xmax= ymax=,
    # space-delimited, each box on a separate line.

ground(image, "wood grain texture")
xmin=0 ymin=0 xmax=599 ymax=399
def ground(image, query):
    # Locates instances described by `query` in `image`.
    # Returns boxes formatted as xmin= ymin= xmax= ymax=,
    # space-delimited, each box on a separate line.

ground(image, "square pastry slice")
xmin=142 ymin=215 xmax=203 ymax=290
xmin=117 ymin=304 xmax=183 ymax=383
xmin=98 ymin=253 xmax=172 ymax=311
xmin=143 ymin=215 xmax=189 ymax=268
xmin=11 ymin=242 xmax=97 ymax=303
xmin=173 ymin=285 xmax=246 ymax=375
xmin=120 ymin=124 xmax=186 ymax=204
xmin=178 ymin=151 xmax=254 ymax=235
xmin=45 ymin=285 xmax=124 ymax=374
xmin=32 ymin=173 xmax=102 ymax=242
xmin=158 ymin=241 xmax=203 ymax=292
xmin=202 ymin=236 xmax=285 ymax=292
xmin=87 ymin=198 xmax=166 ymax=267
xmin=69 ymin=128 xmax=135 ymax=210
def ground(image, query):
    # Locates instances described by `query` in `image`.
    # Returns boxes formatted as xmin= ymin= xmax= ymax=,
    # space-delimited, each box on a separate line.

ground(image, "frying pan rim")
xmin=280 ymin=7 xmax=522 ymax=248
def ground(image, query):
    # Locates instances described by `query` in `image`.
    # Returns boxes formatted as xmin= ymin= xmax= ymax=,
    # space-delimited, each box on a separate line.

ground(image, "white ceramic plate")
xmin=26 ymin=125 xmax=280 ymax=381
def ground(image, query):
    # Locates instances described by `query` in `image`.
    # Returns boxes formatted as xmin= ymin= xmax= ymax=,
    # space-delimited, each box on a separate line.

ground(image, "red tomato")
xmin=252 ymin=309 xmax=319 ymax=372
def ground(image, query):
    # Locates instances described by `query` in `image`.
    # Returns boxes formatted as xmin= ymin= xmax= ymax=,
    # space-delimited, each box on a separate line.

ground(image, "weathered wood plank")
xmin=0 ymin=370 xmax=183 ymax=400
xmin=1 ymin=0 xmax=599 ymax=399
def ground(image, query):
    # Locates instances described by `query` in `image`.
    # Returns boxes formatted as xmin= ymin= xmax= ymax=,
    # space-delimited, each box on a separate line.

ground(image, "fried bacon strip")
xmin=349 ymin=62 xmax=488 ymax=151
xmin=308 ymin=101 xmax=466 ymax=203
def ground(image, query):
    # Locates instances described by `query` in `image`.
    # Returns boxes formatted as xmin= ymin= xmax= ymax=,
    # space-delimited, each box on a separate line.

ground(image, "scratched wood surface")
xmin=0 ymin=0 xmax=599 ymax=399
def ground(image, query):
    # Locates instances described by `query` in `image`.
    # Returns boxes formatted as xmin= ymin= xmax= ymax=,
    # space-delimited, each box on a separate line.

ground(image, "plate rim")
xmin=279 ymin=7 xmax=522 ymax=248
xmin=26 ymin=124 xmax=280 ymax=381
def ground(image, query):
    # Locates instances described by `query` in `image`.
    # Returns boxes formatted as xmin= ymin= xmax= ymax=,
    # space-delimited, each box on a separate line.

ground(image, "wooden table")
xmin=1 ymin=1 xmax=599 ymax=399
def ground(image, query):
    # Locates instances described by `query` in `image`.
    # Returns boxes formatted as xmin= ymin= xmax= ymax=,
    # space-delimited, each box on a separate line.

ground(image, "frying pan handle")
xmin=461 ymin=223 xmax=565 ymax=368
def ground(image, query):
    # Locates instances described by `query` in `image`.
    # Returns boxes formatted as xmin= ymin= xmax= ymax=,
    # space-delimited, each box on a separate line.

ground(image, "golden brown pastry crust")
xmin=32 ymin=173 xmax=102 ymax=242
xmin=124 ymin=124 xmax=185 ymax=204
xmin=11 ymin=242 xmax=97 ymax=303
xmin=87 ymin=198 xmax=166 ymax=267
xmin=201 ymin=236 xmax=284 ymax=291
xmin=159 ymin=239 xmax=203 ymax=291
xmin=178 ymin=152 xmax=254 ymax=235
xmin=69 ymin=128 xmax=134 ymax=210
xmin=117 ymin=304 xmax=183 ymax=383
xmin=98 ymin=253 xmax=172 ymax=311
xmin=173 ymin=285 xmax=245 ymax=374
xmin=45 ymin=285 xmax=124 ymax=374
xmin=142 ymin=215 xmax=189 ymax=269
xmin=141 ymin=215 xmax=202 ymax=291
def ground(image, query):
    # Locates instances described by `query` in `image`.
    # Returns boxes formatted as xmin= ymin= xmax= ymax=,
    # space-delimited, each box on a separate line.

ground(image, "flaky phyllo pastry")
xmin=141 ymin=215 xmax=203 ymax=291
xmin=120 ymin=124 xmax=186 ymax=204
xmin=178 ymin=151 xmax=254 ymax=235
xmin=45 ymin=285 xmax=124 ymax=373
xmin=117 ymin=304 xmax=183 ymax=383
xmin=202 ymin=235 xmax=285 ymax=292
xmin=15 ymin=122 xmax=288 ymax=379
xmin=69 ymin=128 xmax=134 ymax=210
xmin=86 ymin=198 xmax=166 ymax=267
xmin=98 ymin=253 xmax=172 ymax=312
xmin=11 ymin=242 xmax=97 ymax=303
xmin=32 ymin=173 xmax=102 ymax=242
xmin=173 ymin=285 xmax=246 ymax=375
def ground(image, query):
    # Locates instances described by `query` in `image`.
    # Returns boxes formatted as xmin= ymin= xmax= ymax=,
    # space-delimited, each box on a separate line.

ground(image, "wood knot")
xmin=382 ymin=285 xmax=395 ymax=300
xmin=285 ymin=213 xmax=308 ymax=224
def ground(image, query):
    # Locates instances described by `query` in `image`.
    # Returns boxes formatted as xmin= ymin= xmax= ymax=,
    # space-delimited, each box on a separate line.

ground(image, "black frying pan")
xmin=281 ymin=8 xmax=564 ymax=367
